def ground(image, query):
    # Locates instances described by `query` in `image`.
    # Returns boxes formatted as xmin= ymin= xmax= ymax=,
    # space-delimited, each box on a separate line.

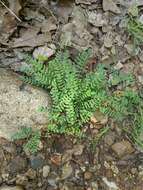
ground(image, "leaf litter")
xmin=0 ymin=0 xmax=143 ymax=189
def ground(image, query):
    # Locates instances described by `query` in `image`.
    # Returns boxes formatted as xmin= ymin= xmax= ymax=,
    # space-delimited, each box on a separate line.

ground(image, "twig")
xmin=0 ymin=0 xmax=22 ymax=22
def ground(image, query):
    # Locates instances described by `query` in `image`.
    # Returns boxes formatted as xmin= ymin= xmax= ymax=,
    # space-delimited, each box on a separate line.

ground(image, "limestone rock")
xmin=0 ymin=68 xmax=50 ymax=139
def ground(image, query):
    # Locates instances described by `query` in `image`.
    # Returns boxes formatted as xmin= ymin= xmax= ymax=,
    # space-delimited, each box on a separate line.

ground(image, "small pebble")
xmin=84 ymin=171 xmax=93 ymax=180
xmin=43 ymin=165 xmax=50 ymax=178
xmin=25 ymin=169 xmax=36 ymax=179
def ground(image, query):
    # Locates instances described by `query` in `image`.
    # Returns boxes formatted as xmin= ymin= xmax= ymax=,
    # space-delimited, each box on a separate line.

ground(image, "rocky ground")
xmin=0 ymin=0 xmax=143 ymax=189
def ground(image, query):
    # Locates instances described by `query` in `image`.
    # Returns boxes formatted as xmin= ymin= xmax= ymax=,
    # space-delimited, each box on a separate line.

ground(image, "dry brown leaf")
xmin=0 ymin=12 xmax=17 ymax=43
xmin=41 ymin=17 xmax=57 ymax=33
xmin=12 ymin=27 xmax=51 ymax=47
xmin=50 ymin=0 xmax=74 ymax=23
xmin=51 ymin=153 xmax=62 ymax=166
xmin=90 ymin=116 xmax=98 ymax=124
xmin=1 ymin=13 xmax=17 ymax=32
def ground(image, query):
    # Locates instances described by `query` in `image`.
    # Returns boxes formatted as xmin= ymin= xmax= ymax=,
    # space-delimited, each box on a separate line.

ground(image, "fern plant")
xmin=127 ymin=16 xmax=143 ymax=46
xmin=18 ymin=49 xmax=143 ymax=151
xmin=12 ymin=127 xmax=41 ymax=153
xmin=22 ymin=50 xmax=135 ymax=132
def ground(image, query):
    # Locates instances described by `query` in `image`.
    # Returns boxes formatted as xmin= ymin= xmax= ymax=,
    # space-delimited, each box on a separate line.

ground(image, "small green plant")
xmin=12 ymin=127 xmax=41 ymax=153
xmin=127 ymin=14 xmax=143 ymax=47
xmin=131 ymin=105 xmax=143 ymax=148
xmin=19 ymin=49 xmax=143 ymax=151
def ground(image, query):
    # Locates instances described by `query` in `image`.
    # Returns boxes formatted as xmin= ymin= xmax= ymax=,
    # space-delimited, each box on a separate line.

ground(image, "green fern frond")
xmin=24 ymin=130 xmax=41 ymax=153
xmin=12 ymin=127 xmax=33 ymax=140
xmin=19 ymin=49 xmax=143 ymax=150
xmin=12 ymin=127 xmax=41 ymax=153
xmin=75 ymin=49 xmax=92 ymax=71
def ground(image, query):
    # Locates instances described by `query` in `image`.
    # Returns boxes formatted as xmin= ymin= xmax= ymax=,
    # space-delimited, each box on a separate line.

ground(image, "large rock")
xmin=0 ymin=68 xmax=50 ymax=139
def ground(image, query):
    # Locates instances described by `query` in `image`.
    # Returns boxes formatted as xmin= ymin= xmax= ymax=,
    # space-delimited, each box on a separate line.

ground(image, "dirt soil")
xmin=0 ymin=0 xmax=143 ymax=189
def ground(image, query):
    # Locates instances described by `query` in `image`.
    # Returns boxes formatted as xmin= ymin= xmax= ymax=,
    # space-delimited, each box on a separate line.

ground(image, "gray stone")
xmin=0 ymin=68 xmax=50 ymax=139
xmin=48 ymin=179 xmax=57 ymax=188
xmin=30 ymin=155 xmax=45 ymax=169
xmin=111 ymin=140 xmax=134 ymax=158
xmin=48 ymin=173 xmax=58 ymax=188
